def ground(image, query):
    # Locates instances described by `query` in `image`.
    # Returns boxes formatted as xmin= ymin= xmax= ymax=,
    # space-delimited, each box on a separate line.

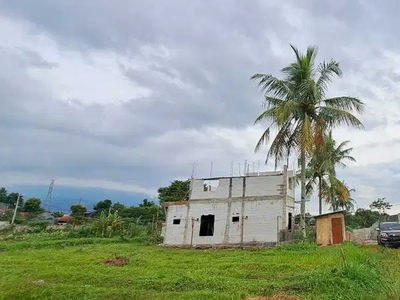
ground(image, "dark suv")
xmin=377 ymin=222 xmax=400 ymax=247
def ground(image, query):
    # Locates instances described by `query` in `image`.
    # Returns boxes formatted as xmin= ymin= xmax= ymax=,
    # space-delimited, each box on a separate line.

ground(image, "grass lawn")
xmin=1 ymin=236 xmax=400 ymax=300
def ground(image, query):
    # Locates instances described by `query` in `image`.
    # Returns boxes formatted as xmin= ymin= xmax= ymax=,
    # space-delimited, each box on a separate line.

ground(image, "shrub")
xmin=27 ymin=221 xmax=48 ymax=232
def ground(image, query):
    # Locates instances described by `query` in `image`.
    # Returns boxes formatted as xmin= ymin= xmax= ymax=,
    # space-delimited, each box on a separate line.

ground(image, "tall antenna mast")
xmin=189 ymin=162 xmax=195 ymax=200
xmin=44 ymin=179 xmax=55 ymax=212
xmin=194 ymin=160 xmax=198 ymax=178
xmin=191 ymin=162 xmax=195 ymax=179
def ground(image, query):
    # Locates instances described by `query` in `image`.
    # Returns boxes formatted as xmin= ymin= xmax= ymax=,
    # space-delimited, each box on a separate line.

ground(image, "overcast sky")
xmin=1 ymin=0 xmax=400 ymax=214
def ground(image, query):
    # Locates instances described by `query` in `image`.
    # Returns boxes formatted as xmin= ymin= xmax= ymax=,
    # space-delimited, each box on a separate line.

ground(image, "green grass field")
xmin=1 ymin=236 xmax=400 ymax=300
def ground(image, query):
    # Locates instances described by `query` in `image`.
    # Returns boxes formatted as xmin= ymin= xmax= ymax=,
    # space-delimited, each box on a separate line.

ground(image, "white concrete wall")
xmin=191 ymin=178 xmax=230 ymax=200
xmin=188 ymin=201 xmax=229 ymax=245
xmin=163 ymin=205 xmax=188 ymax=246
xmin=242 ymin=199 xmax=283 ymax=243
xmin=231 ymin=178 xmax=244 ymax=197
xmin=163 ymin=197 xmax=287 ymax=246
xmin=286 ymin=176 xmax=295 ymax=198
xmin=245 ymin=176 xmax=283 ymax=197
xmin=190 ymin=174 xmax=290 ymax=200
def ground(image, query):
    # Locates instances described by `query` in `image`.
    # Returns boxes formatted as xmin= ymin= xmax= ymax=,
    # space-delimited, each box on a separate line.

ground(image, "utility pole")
xmin=11 ymin=193 xmax=21 ymax=225
xmin=154 ymin=207 xmax=159 ymax=244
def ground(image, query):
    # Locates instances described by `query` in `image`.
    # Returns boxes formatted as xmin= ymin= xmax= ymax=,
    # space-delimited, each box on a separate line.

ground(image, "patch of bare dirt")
xmin=247 ymin=296 xmax=298 ymax=300
xmin=101 ymin=257 xmax=130 ymax=267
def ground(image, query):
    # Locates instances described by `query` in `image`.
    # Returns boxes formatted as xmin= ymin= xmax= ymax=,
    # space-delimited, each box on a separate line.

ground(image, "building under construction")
xmin=161 ymin=165 xmax=295 ymax=247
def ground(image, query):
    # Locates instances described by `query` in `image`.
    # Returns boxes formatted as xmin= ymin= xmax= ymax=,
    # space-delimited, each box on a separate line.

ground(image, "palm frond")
xmin=299 ymin=115 xmax=314 ymax=153
xmin=319 ymin=107 xmax=364 ymax=129
xmin=316 ymin=60 xmax=342 ymax=96
xmin=274 ymin=101 xmax=301 ymax=126
xmin=262 ymin=96 xmax=286 ymax=109
xmin=305 ymin=45 xmax=318 ymax=77
xmin=254 ymin=108 xmax=277 ymax=125
xmin=297 ymin=78 xmax=320 ymax=106
xmin=267 ymin=122 xmax=295 ymax=167
xmin=250 ymin=74 xmax=294 ymax=100
xmin=323 ymin=97 xmax=365 ymax=114
xmin=254 ymin=128 xmax=270 ymax=153
xmin=289 ymin=44 xmax=301 ymax=63
xmin=305 ymin=176 xmax=317 ymax=197
xmin=342 ymin=155 xmax=356 ymax=163
xmin=335 ymin=139 xmax=351 ymax=149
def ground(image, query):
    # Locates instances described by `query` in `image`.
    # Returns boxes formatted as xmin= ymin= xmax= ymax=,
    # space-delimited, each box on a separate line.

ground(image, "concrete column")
xmin=183 ymin=204 xmax=190 ymax=245
xmin=223 ymin=200 xmax=232 ymax=245
xmin=282 ymin=165 xmax=288 ymax=229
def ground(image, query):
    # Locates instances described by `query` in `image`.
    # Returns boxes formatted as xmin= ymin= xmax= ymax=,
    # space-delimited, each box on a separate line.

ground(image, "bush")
xmin=65 ymin=212 xmax=153 ymax=239
xmin=27 ymin=221 xmax=48 ymax=232
xmin=294 ymin=226 xmax=316 ymax=243
xmin=14 ymin=217 xmax=26 ymax=225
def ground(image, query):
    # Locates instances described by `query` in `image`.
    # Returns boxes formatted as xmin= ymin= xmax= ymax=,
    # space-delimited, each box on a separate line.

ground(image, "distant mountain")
xmin=5 ymin=184 xmax=156 ymax=213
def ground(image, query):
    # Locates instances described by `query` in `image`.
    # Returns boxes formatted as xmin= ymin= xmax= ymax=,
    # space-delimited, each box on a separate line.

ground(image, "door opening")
xmin=199 ymin=215 xmax=215 ymax=236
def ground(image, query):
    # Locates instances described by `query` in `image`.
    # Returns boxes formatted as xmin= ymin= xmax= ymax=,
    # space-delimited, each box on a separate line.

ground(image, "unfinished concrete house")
xmin=161 ymin=166 xmax=295 ymax=248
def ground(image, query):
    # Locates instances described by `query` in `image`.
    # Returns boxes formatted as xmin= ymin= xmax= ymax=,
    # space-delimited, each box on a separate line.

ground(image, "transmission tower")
xmin=44 ymin=179 xmax=55 ymax=212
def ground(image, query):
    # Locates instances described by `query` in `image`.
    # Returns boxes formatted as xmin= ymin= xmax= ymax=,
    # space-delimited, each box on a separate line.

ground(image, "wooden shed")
xmin=315 ymin=211 xmax=346 ymax=246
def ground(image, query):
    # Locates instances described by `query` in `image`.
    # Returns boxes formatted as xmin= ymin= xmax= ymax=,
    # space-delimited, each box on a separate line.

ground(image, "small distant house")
xmin=57 ymin=215 xmax=72 ymax=225
xmin=35 ymin=212 xmax=57 ymax=225
xmin=315 ymin=211 xmax=346 ymax=246
xmin=162 ymin=165 xmax=295 ymax=248
xmin=84 ymin=211 xmax=97 ymax=218
xmin=0 ymin=203 xmax=10 ymax=214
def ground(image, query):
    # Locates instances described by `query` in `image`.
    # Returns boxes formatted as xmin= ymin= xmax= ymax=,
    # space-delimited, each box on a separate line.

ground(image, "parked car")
xmin=377 ymin=222 xmax=400 ymax=247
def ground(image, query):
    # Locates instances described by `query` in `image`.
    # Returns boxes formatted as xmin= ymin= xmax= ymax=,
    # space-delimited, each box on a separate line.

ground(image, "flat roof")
xmin=314 ymin=210 xmax=345 ymax=218
xmin=160 ymin=201 xmax=188 ymax=207
xmin=197 ymin=174 xmax=284 ymax=181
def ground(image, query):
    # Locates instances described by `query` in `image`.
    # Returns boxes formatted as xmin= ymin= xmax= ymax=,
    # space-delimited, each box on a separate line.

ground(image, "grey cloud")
xmin=1 ymin=0 xmax=400 ymax=215
xmin=339 ymin=162 xmax=400 ymax=208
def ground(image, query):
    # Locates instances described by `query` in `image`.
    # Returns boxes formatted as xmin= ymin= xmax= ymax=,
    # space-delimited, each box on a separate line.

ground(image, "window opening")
xmin=173 ymin=219 xmax=181 ymax=225
xmin=232 ymin=216 xmax=240 ymax=222
xmin=203 ymin=179 xmax=219 ymax=192
xmin=288 ymin=177 xmax=293 ymax=190
xmin=199 ymin=214 xmax=215 ymax=236
xmin=288 ymin=213 xmax=293 ymax=231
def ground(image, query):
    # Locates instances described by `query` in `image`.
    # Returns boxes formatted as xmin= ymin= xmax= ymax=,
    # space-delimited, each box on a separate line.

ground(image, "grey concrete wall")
xmin=245 ymin=176 xmax=282 ymax=197
xmin=163 ymin=197 xmax=291 ymax=247
xmin=190 ymin=172 xmax=295 ymax=200
xmin=352 ymin=221 xmax=380 ymax=241
xmin=231 ymin=178 xmax=244 ymax=197
xmin=191 ymin=178 xmax=230 ymax=200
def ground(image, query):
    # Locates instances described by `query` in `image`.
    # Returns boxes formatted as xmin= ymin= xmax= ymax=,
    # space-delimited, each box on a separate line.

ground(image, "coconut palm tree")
xmin=251 ymin=45 xmax=364 ymax=235
xmin=324 ymin=179 xmax=355 ymax=212
xmin=304 ymin=134 xmax=356 ymax=214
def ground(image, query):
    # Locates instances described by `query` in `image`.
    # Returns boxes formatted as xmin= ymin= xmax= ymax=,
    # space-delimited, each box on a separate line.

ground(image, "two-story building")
xmin=161 ymin=165 xmax=295 ymax=247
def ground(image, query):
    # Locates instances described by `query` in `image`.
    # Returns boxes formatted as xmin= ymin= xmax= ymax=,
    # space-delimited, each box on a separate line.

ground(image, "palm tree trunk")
xmin=318 ymin=175 xmax=322 ymax=215
xmin=300 ymin=149 xmax=306 ymax=237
